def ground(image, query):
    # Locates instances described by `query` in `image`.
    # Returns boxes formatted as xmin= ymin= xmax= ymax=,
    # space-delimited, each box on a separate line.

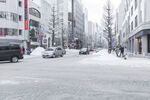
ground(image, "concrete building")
xmin=115 ymin=0 xmax=125 ymax=46
xmin=88 ymin=21 xmax=103 ymax=48
xmin=62 ymin=0 xmax=85 ymax=49
xmin=32 ymin=0 xmax=53 ymax=48
xmin=117 ymin=0 xmax=150 ymax=56
xmin=0 ymin=0 xmax=24 ymax=45
xmin=88 ymin=21 xmax=94 ymax=48
xmin=27 ymin=0 xmax=41 ymax=49
xmin=82 ymin=7 xmax=88 ymax=48
xmin=94 ymin=23 xmax=101 ymax=48
xmin=57 ymin=0 xmax=69 ymax=48
xmin=74 ymin=0 xmax=84 ymax=48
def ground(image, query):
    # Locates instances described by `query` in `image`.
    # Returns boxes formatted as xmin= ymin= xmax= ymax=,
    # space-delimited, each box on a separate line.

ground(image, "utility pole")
xmin=51 ymin=6 xmax=57 ymax=47
xmin=72 ymin=0 xmax=74 ymax=42
xmin=61 ymin=19 xmax=64 ymax=48
xmin=52 ymin=7 xmax=55 ymax=46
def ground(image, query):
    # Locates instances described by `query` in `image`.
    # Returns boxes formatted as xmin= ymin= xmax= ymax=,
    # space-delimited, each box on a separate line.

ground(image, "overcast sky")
xmin=82 ymin=0 xmax=121 ymax=23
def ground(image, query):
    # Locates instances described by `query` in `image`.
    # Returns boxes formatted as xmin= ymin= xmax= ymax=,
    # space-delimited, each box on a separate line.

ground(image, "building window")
xmin=19 ymin=30 xmax=22 ymax=35
xmin=135 ymin=16 xmax=138 ymax=27
xmin=18 ymin=1 xmax=22 ymax=7
xmin=0 ymin=28 xmax=18 ymax=36
xmin=131 ymin=6 xmax=133 ymax=16
xmin=19 ymin=15 xmax=22 ymax=21
xmin=131 ymin=21 xmax=133 ymax=31
xmin=0 ymin=12 xmax=18 ymax=23
xmin=29 ymin=8 xmax=41 ymax=18
xmin=135 ymin=0 xmax=137 ymax=10
xmin=128 ymin=25 xmax=130 ymax=33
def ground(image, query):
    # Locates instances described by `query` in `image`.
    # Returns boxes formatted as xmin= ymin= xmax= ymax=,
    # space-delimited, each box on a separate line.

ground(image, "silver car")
xmin=42 ymin=47 xmax=64 ymax=58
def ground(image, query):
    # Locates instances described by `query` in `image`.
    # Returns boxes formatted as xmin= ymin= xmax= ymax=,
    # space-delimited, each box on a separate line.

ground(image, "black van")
xmin=0 ymin=44 xmax=23 ymax=63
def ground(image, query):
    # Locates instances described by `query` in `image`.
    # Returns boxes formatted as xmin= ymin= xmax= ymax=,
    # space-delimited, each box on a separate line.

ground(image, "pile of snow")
xmin=66 ymin=49 xmax=79 ymax=55
xmin=31 ymin=47 xmax=45 ymax=56
xmin=79 ymin=49 xmax=150 ymax=68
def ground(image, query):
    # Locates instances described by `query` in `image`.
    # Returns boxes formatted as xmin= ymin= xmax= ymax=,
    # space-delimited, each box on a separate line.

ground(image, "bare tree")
xmin=102 ymin=0 xmax=113 ymax=49
xmin=59 ymin=18 xmax=65 ymax=48
xmin=49 ymin=6 xmax=59 ymax=46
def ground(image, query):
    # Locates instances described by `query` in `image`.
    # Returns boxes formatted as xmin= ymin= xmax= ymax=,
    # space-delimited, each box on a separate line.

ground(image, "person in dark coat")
xmin=108 ymin=47 xmax=112 ymax=54
xmin=115 ymin=46 xmax=120 ymax=57
xmin=120 ymin=46 xmax=124 ymax=57
xmin=23 ymin=47 xmax=25 ymax=54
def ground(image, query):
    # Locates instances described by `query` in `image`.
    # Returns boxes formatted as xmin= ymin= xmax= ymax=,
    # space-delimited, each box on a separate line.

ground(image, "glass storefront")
xmin=0 ymin=28 xmax=18 ymax=36
xmin=29 ymin=19 xmax=40 ymax=43
xmin=139 ymin=37 xmax=142 ymax=54
xmin=148 ymin=35 xmax=150 ymax=53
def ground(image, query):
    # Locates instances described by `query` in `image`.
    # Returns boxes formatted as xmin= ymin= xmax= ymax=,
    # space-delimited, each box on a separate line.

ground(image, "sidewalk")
xmin=128 ymin=53 xmax=150 ymax=59
xmin=24 ymin=55 xmax=41 ymax=59
xmin=79 ymin=49 xmax=150 ymax=68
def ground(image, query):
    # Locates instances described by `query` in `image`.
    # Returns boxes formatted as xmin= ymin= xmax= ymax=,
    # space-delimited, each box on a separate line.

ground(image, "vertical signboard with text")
xmin=24 ymin=0 xmax=29 ymax=41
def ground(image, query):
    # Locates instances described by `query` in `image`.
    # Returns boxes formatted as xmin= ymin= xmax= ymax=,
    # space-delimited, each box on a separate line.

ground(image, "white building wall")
xmin=0 ymin=0 xmax=24 ymax=42
xmin=117 ymin=0 xmax=150 ymax=55
xmin=145 ymin=0 xmax=150 ymax=22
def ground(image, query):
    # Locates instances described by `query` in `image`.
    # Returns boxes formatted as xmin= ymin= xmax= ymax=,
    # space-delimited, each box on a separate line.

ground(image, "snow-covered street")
xmin=0 ymin=49 xmax=150 ymax=100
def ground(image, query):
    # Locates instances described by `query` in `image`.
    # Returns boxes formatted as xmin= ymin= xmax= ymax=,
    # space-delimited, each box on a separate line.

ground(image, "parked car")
xmin=0 ymin=43 xmax=24 ymax=63
xmin=94 ymin=48 xmax=102 ymax=53
xmin=62 ymin=48 xmax=66 ymax=55
xmin=90 ymin=48 xmax=94 ymax=51
xmin=42 ymin=47 xmax=64 ymax=58
xmin=79 ymin=48 xmax=89 ymax=55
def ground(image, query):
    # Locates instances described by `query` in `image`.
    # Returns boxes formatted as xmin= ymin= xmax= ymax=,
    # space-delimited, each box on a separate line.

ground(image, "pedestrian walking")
xmin=119 ymin=45 xmax=124 ymax=57
xmin=108 ymin=47 xmax=112 ymax=54
xmin=124 ymin=47 xmax=128 ymax=60
xmin=115 ymin=46 xmax=120 ymax=57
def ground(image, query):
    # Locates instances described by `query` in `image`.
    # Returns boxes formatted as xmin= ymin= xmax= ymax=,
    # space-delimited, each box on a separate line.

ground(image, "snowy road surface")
xmin=0 ymin=50 xmax=150 ymax=100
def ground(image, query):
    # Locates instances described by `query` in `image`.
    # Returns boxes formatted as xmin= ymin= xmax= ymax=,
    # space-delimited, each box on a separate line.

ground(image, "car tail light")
xmin=20 ymin=48 xmax=23 ymax=54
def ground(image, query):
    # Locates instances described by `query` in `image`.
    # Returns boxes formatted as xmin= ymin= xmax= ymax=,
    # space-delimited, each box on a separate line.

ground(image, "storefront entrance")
xmin=148 ymin=35 xmax=150 ymax=53
xmin=138 ymin=37 xmax=142 ymax=54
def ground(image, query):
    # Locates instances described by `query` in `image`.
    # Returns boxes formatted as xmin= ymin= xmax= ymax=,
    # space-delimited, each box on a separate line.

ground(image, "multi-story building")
xmin=32 ymin=0 xmax=53 ymax=48
xmin=57 ymin=0 xmax=69 ymax=47
xmin=88 ymin=21 xmax=95 ymax=48
xmin=94 ymin=23 xmax=101 ymax=48
xmin=88 ymin=21 xmax=103 ymax=48
xmin=83 ymin=7 xmax=88 ymax=48
xmin=0 ymin=0 xmax=24 ymax=45
xmin=117 ymin=0 xmax=150 ymax=56
xmin=61 ymin=0 xmax=85 ymax=49
xmin=74 ymin=0 xmax=84 ymax=47
xmin=28 ymin=0 xmax=41 ymax=49
xmin=115 ymin=0 xmax=125 ymax=46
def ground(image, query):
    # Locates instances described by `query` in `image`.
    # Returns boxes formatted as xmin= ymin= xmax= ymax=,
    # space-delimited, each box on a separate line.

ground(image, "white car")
xmin=42 ymin=47 xmax=64 ymax=58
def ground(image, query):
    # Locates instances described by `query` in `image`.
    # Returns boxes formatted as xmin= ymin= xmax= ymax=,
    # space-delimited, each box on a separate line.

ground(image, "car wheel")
xmin=52 ymin=54 xmax=56 ymax=58
xmin=43 ymin=56 xmax=46 ymax=58
xmin=11 ymin=56 xmax=18 ymax=63
xmin=61 ymin=54 xmax=63 ymax=57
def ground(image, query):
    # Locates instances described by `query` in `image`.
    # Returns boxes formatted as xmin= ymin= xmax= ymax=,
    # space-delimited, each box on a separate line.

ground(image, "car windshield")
xmin=45 ymin=48 xmax=54 ymax=51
